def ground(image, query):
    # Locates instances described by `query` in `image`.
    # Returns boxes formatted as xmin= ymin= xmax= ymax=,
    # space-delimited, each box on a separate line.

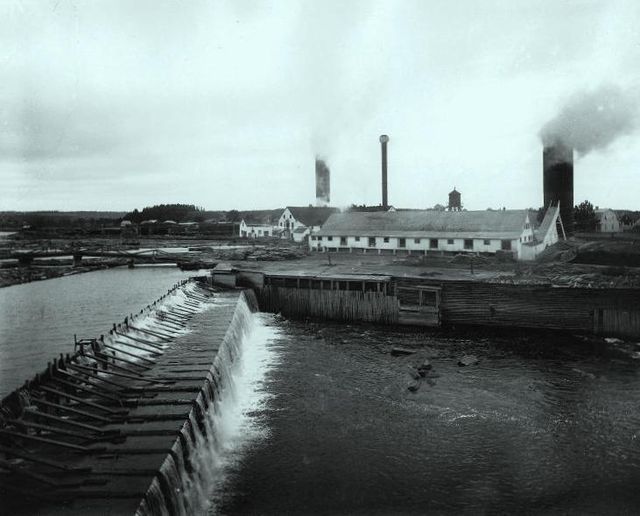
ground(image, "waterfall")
xmin=136 ymin=291 xmax=280 ymax=515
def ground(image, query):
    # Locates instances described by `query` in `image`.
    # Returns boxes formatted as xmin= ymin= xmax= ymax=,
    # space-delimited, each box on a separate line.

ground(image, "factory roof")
xmin=286 ymin=206 xmax=339 ymax=227
xmin=317 ymin=210 xmax=531 ymax=239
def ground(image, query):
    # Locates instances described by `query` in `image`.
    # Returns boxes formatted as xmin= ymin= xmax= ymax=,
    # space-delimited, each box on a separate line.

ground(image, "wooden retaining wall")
xmin=596 ymin=309 xmax=640 ymax=339
xmin=394 ymin=277 xmax=640 ymax=336
xmin=258 ymin=286 xmax=399 ymax=324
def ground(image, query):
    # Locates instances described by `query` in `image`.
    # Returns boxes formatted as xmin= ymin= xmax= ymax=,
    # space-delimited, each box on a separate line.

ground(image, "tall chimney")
xmin=379 ymin=134 xmax=389 ymax=208
xmin=543 ymin=141 xmax=574 ymax=235
xmin=315 ymin=157 xmax=330 ymax=207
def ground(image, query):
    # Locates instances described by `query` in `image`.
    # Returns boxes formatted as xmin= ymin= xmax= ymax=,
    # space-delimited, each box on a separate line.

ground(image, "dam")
xmin=0 ymin=270 xmax=277 ymax=515
xmin=1 ymin=267 xmax=640 ymax=514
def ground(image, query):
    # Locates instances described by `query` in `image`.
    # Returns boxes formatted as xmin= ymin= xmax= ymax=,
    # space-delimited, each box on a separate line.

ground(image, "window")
xmin=429 ymin=239 xmax=438 ymax=249
xmin=340 ymin=236 xmax=347 ymax=245
xmin=464 ymin=239 xmax=473 ymax=250
xmin=368 ymin=237 xmax=376 ymax=247
xmin=501 ymin=240 xmax=512 ymax=250
xmin=398 ymin=238 xmax=406 ymax=247
xmin=383 ymin=237 xmax=389 ymax=243
xmin=447 ymin=239 xmax=454 ymax=245
xmin=484 ymin=239 xmax=490 ymax=245
xmin=355 ymin=236 xmax=360 ymax=242
xmin=264 ymin=231 xmax=269 ymax=237
xmin=328 ymin=236 xmax=333 ymax=241
xmin=414 ymin=238 xmax=421 ymax=244
xmin=311 ymin=236 xmax=316 ymax=241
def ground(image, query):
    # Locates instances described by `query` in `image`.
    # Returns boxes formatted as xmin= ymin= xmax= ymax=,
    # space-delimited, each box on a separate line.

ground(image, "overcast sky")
xmin=1 ymin=0 xmax=639 ymax=212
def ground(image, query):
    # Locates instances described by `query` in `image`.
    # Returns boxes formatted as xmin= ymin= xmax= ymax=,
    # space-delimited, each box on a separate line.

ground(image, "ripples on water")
xmin=215 ymin=321 xmax=640 ymax=515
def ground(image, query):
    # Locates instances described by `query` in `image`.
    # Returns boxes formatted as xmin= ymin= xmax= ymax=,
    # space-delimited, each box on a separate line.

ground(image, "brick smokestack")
xmin=380 ymin=134 xmax=389 ymax=208
xmin=315 ymin=157 xmax=330 ymax=207
xmin=543 ymin=142 xmax=574 ymax=235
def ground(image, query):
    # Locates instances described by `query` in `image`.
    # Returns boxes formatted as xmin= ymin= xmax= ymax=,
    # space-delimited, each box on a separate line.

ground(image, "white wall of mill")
xmin=310 ymin=235 xmax=518 ymax=255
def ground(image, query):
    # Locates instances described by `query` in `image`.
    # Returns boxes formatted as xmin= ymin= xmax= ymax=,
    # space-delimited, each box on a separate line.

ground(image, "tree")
xmin=574 ymin=200 xmax=598 ymax=232
xmin=226 ymin=210 xmax=241 ymax=222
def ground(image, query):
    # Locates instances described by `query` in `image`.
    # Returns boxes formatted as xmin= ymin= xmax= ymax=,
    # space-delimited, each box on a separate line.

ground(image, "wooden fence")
xmin=258 ymin=286 xmax=399 ymax=324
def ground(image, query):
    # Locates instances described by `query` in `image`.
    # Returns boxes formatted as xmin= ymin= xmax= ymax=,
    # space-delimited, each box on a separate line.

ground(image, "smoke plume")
xmin=539 ymin=84 xmax=638 ymax=155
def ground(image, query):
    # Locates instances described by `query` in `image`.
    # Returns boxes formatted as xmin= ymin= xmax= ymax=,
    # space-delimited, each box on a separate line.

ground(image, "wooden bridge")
xmin=10 ymin=248 xmax=193 ymax=267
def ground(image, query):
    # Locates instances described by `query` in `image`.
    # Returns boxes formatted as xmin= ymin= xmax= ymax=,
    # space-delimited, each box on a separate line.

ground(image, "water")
xmin=2 ymin=270 xmax=639 ymax=514
xmin=0 ymin=266 xmax=194 ymax=398
xmin=212 ymin=321 xmax=640 ymax=515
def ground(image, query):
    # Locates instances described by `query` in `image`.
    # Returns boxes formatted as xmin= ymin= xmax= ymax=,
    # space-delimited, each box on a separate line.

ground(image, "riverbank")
xmin=0 ymin=260 xmax=127 ymax=288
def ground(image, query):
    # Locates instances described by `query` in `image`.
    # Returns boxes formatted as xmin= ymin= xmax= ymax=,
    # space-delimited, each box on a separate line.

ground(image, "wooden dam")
xmin=227 ymin=268 xmax=640 ymax=338
xmin=0 ymin=278 xmax=254 ymax=515
xmin=2 ymin=266 xmax=639 ymax=514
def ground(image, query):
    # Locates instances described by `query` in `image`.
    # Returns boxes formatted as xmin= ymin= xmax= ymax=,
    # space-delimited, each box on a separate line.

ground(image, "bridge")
xmin=9 ymin=248 xmax=194 ymax=267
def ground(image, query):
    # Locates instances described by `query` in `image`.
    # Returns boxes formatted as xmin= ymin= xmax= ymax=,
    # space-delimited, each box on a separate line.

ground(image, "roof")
xmin=266 ymin=271 xmax=391 ymax=282
xmin=535 ymin=205 xmax=560 ymax=241
xmin=595 ymin=209 xmax=618 ymax=221
xmin=286 ymin=206 xmax=339 ymax=226
xmin=317 ymin=210 xmax=530 ymax=239
xmin=293 ymin=226 xmax=308 ymax=234
xmin=241 ymin=209 xmax=282 ymax=225
xmin=347 ymin=205 xmax=395 ymax=213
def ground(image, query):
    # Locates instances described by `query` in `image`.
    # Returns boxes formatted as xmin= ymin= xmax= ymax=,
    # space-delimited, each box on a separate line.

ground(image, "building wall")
xmin=310 ymin=235 xmax=519 ymax=256
xmin=240 ymin=220 xmax=274 ymax=238
xmin=278 ymin=208 xmax=306 ymax=236
xmin=596 ymin=210 xmax=621 ymax=233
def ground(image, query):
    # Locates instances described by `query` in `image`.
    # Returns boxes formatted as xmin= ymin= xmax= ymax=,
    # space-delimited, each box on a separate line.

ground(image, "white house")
xmin=239 ymin=219 xmax=274 ymax=238
xmin=278 ymin=206 xmax=339 ymax=242
xmin=310 ymin=207 xmax=561 ymax=261
xmin=595 ymin=209 xmax=621 ymax=233
xmin=238 ymin=209 xmax=282 ymax=238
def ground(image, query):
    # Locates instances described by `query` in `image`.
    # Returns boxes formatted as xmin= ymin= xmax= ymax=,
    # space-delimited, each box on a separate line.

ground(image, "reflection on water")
xmin=0 ymin=266 xmax=193 ymax=398
xmin=216 ymin=321 xmax=640 ymax=515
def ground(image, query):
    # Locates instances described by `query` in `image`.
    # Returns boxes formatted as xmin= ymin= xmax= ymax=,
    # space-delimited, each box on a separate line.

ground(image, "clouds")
xmin=1 ymin=0 xmax=639 ymax=211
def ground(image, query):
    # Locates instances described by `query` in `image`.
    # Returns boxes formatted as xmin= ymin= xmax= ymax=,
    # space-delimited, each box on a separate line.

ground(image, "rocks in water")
xmin=458 ymin=355 xmax=479 ymax=367
xmin=407 ymin=359 xmax=436 ymax=391
xmin=392 ymin=347 xmax=417 ymax=356
xmin=407 ymin=366 xmax=421 ymax=380
xmin=407 ymin=379 xmax=420 ymax=392
xmin=417 ymin=360 xmax=432 ymax=377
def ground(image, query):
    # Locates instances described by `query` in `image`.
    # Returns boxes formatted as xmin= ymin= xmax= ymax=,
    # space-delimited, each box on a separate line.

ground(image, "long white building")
xmin=310 ymin=207 xmax=561 ymax=261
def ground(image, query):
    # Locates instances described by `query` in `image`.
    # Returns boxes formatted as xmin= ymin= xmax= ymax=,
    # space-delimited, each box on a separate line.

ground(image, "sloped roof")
xmin=287 ymin=206 xmax=339 ymax=226
xmin=535 ymin=205 xmax=559 ymax=242
xmin=317 ymin=210 xmax=529 ymax=238
xmin=594 ymin=208 xmax=617 ymax=221
xmin=241 ymin=209 xmax=282 ymax=225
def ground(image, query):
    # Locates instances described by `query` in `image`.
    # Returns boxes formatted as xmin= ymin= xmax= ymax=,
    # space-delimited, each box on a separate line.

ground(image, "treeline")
xmin=123 ymin=204 xmax=206 ymax=224
xmin=0 ymin=211 xmax=125 ymax=230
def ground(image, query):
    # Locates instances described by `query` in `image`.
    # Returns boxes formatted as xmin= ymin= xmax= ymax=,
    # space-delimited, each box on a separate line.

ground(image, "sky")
xmin=1 ymin=0 xmax=639 ymax=212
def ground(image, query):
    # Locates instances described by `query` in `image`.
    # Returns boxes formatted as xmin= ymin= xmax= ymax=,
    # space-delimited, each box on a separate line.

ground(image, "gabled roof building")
xmin=279 ymin=206 xmax=339 ymax=242
xmin=310 ymin=206 xmax=561 ymax=261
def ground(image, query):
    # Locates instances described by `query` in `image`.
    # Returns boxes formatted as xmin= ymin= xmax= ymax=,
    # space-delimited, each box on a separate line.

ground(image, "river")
xmin=1 ymin=270 xmax=639 ymax=514
xmin=0 ymin=265 xmax=193 ymax=398
xmin=211 ymin=321 xmax=640 ymax=515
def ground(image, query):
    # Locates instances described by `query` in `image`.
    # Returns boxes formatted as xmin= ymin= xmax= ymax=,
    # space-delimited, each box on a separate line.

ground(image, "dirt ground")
xmin=3 ymin=235 xmax=640 ymax=289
